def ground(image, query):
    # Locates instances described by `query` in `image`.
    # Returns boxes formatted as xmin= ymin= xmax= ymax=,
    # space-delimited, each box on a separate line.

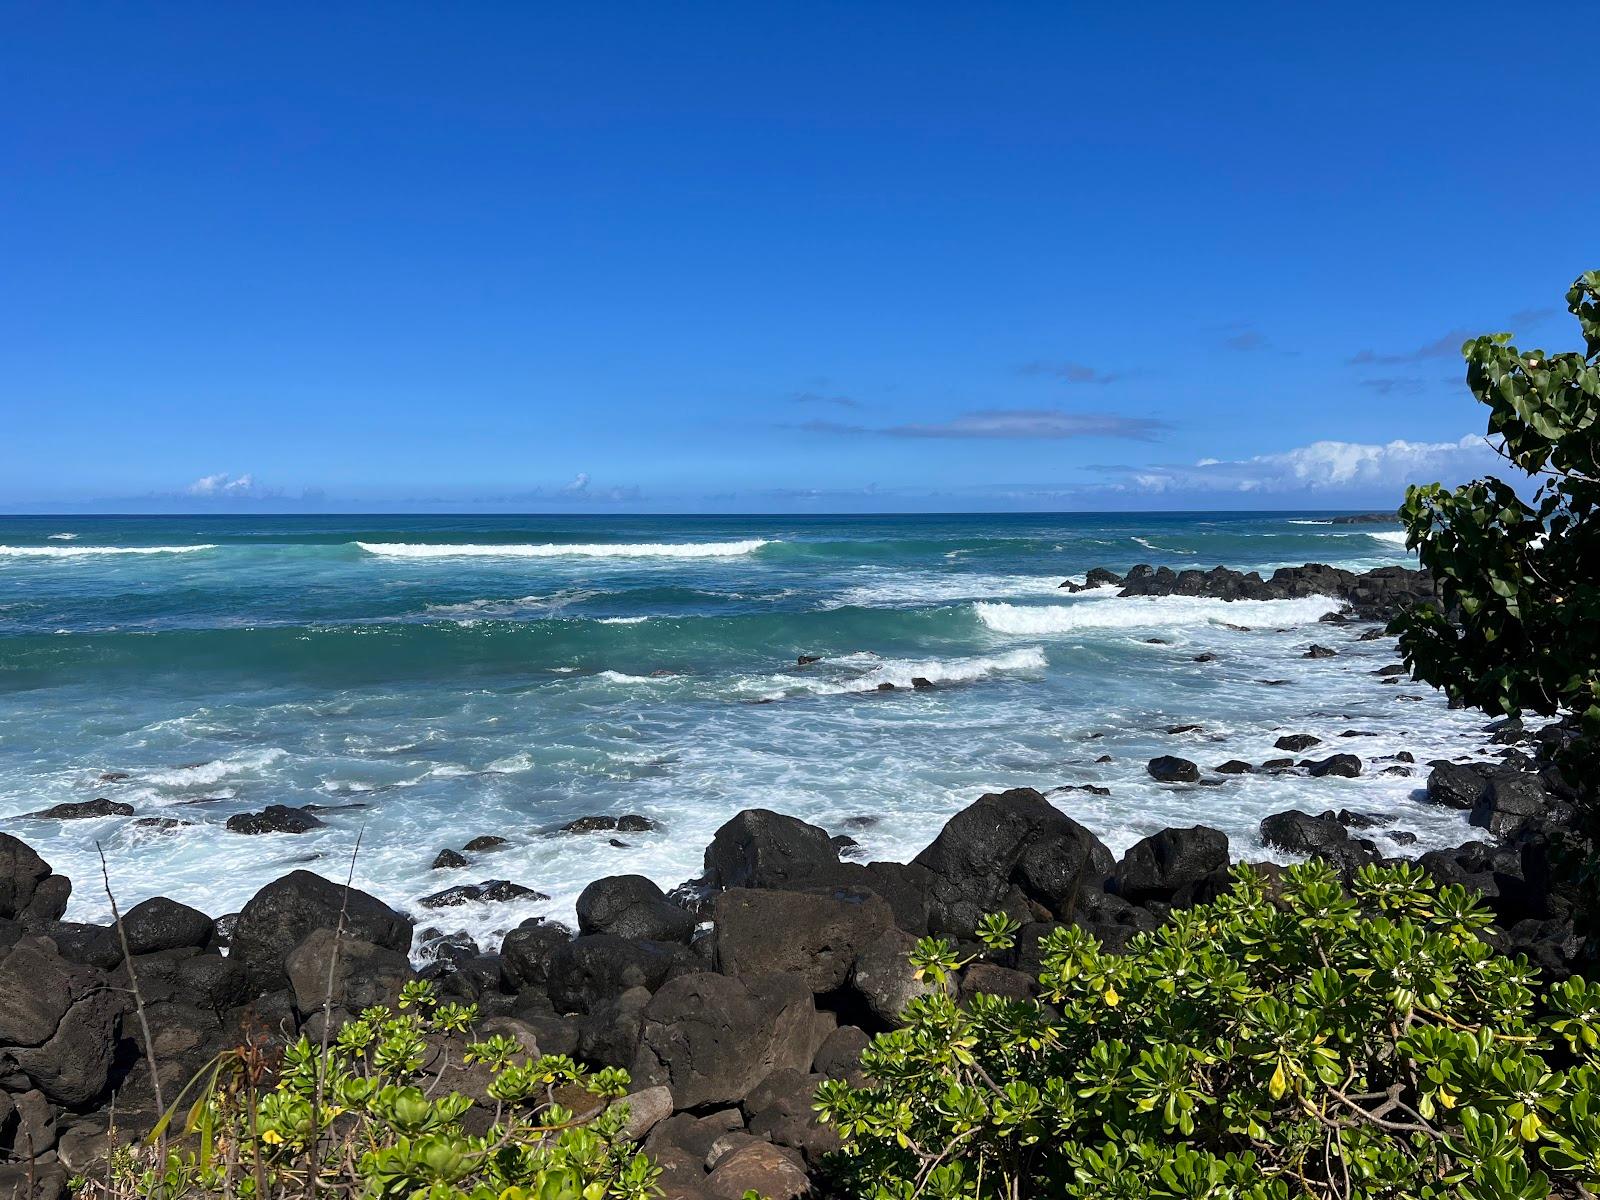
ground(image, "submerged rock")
xmin=1146 ymin=756 xmax=1201 ymax=783
xmin=225 ymin=805 xmax=324 ymax=835
xmin=418 ymin=880 xmax=549 ymax=909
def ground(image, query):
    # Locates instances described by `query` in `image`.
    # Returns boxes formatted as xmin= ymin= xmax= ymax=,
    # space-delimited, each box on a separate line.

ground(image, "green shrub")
xmin=815 ymin=862 xmax=1600 ymax=1199
xmin=79 ymin=980 xmax=658 ymax=1200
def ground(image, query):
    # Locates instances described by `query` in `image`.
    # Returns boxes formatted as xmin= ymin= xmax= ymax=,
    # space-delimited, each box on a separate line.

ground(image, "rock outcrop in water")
xmin=1061 ymin=562 xmax=1438 ymax=622
xmin=0 ymin=714 xmax=1581 ymax=1198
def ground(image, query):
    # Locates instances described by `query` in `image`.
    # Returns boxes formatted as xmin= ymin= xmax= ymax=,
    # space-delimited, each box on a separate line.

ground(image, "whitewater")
xmin=0 ymin=512 xmax=1489 ymax=952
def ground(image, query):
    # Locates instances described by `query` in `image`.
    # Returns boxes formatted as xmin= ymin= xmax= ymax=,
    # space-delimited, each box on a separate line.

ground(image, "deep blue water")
xmin=0 ymin=512 xmax=1487 ymax=949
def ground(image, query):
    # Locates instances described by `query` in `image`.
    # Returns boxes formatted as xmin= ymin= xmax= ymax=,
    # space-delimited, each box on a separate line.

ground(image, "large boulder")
xmin=1470 ymin=768 xmax=1551 ymax=837
xmin=1146 ymin=756 xmax=1201 ymax=784
xmin=1426 ymin=762 xmax=1492 ymax=810
xmin=121 ymin=897 xmax=215 ymax=955
xmin=1112 ymin=826 xmax=1229 ymax=905
xmin=546 ymin=935 xmax=687 ymax=1015
xmin=714 ymin=886 xmax=893 ymax=994
xmin=742 ymin=1067 xmax=839 ymax=1166
xmin=500 ymin=920 xmax=572 ymax=993
xmin=1260 ymin=810 xmax=1378 ymax=873
xmin=849 ymin=927 xmax=938 ymax=1025
xmin=230 ymin=870 xmax=413 ymax=989
xmin=1305 ymin=754 xmax=1362 ymax=779
xmin=632 ymin=971 xmax=817 ymax=1109
xmin=706 ymin=1139 xmax=811 ymax=1199
xmin=0 ymin=835 xmax=56 ymax=921
xmin=911 ymin=789 xmax=1113 ymax=936
xmin=0 ymin=936 xmax=121 ymax=1107
xmin=703 ymin=810 xmax=839 ymax=891
xmin=285 ymin=929 xmax=415 ymax=1016
xmin=578 ymin=876 xmax=697 ymax=944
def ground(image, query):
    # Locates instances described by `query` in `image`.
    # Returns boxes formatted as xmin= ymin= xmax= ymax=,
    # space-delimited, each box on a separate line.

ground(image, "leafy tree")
xmin=1392 ymin=269 xmax=1599 ymax=734
xmin=1392 ymin=268 xmax=1600 ymax=938
xmin=815 ymin=862 xmax=1600 ymax=1199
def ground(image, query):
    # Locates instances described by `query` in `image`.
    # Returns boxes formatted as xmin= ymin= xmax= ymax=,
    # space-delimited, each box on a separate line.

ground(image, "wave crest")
xmin=0 ymin=544 xmax=216 ymax=558
xmin=356 ymin=539 xmax=772 ymax=560
xmin=974 ymin=594 xmax=1341 ymax=634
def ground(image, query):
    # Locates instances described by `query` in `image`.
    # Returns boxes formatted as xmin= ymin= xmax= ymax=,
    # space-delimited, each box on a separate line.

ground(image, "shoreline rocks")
xmin=1060 ymin=561 xmax=1437 ymax=622
xmin=0 ymin=710 xmax=1581 ymax=1196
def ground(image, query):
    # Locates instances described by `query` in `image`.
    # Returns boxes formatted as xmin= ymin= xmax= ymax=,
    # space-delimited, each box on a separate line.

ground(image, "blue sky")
xmin=1 ymin=2 xmax=1592 ymax=512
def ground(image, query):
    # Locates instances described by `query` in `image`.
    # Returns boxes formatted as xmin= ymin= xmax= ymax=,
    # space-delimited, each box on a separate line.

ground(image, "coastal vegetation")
xmin=1393 ymin=269 xmax=1600 ymax=950
xmin=817 ymin=862 xmax=1600 ymax=1199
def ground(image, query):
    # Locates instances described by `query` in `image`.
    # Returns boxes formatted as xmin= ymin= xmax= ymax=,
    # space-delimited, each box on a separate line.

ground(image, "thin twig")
xmin=311 ymin=824 xmax=365 ymax=1200
xmin=97 ymin=842 xmax=165 ymax=1118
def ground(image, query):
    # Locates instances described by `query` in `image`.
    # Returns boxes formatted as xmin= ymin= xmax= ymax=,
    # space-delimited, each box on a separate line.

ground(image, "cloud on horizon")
xmin=1098 ymin=434 xmax=1500 ymax=495
xmin=187 ymin=471 xmax=266 ymax=497
xmin=798 ymin=408 xmax=1168 ymax=441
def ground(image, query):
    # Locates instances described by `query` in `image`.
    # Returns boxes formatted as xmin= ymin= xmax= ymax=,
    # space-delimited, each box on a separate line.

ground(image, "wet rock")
xmin=1304 ymin=644 xmax=1338 ymax=658
xmin=1274 ymin=734 xmax=1321 ymax=752
xmin=1214 ymin=760 xmax=1254 ymax=774
xmin=225 ymin=805 xmax=324 ymax=835
xmin=1146 ymin=756 xmax=1201 ymax=783
xmin=1426 ymin=762 xmax=1492 ymax=810
xmin=796 ymin=655 xmax=822 ymax=666
xmin=230 ymin=869 xmax=413 ymax=988
xmin=1305 ymin=754 xmax=1362 ymax=779
xmin=561 ymin=815 xmax=660 ymax=835
xmin=1374 ymin=664 xmax=1407 ymax=676
xmin=22 ymin=798 xmax=135 ymax=821
xmin=432 ymin=848 xmax=468 ymax=870
xmin=1192 ymin=652 xmax=1218 ymax=662
xmin=418 ymin=880 xmax=548 ymax=909
xmin=1259 ymin=810 xmax=1378 ymax=872
xmin=463 ymin=835 xmax=508 ymax=852
xmin=577 ymin=876 xmax=696 ymax=945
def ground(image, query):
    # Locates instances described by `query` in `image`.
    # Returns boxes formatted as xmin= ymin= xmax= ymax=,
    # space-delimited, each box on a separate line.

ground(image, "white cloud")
xmin=187 ymin=472 xmax=259 ymax=496
xmin=1116 ymin=435 xmax=1502 ymax=496
xmin=560 ymin=472 xmax=591 ymax=495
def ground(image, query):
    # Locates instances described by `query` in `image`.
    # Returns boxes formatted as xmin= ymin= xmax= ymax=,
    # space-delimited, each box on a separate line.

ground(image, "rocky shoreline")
xmin=0 ymin=562 xmax=1581 ymax=1199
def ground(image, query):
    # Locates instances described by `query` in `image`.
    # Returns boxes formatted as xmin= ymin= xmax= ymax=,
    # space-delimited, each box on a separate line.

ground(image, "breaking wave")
xmin=973 ymin=594 xmax=1342 ymax=634
xmin=0 ymin=544 xmax=216 ymax=558
xmin=355 ymin=539 xmax=772 ymax=560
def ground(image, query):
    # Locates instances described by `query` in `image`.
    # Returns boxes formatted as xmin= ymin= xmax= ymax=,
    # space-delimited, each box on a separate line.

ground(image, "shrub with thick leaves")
xmin=815 ymin=862 xmax=1600 ymax=1199
xmin=1392 ymin=270 xmax=1600 ymax=946
xmin=78 ymin=980 xmax=658 ymax=1200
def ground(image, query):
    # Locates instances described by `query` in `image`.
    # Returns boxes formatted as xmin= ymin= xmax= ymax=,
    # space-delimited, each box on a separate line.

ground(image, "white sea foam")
xmin=828 ymin=573 xmax=1069 ymax=608
xmin=0 ymin=544 xmax=216 ymax=558
xmin=356 ymin=539 xmax=771 ymax=560
xmin=1368 ymin=531 xmax=1410 ymax=547
xmin=746 ymin=647 xmax=1048 ymax=700
xmin=597 ymin=616 xmax=650 ymax=625
xmin=138 ymin=747 xmax=290 ymax=789
xmin=1287 ymin=520 xmax=1332 ymax=525
xmin=47 ymin=532 xmax=79 ymax=540
xmin=974 ymin=594 xmax=1341 ymax=635
xmin=1131 ymin=536 xmax=1196 ymax=555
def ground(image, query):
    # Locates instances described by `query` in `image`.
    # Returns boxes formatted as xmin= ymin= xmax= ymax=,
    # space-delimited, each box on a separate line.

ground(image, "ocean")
xmin=0 ymin=512 xmax=1486 ymax=951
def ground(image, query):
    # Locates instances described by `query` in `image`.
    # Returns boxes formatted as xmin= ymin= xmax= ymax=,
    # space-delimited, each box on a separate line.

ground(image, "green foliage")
xmin=815 ymin=862 xmax=1600 ymax=1199
xmin=84 ymin=980 xmax=657 ymax=1200
xmin=1392 ymin=269 xmax=1600 ymax=738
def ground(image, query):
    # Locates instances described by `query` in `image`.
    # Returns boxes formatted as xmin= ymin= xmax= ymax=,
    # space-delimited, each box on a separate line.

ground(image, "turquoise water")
xmin=0 ymin=513 xmax=1485 ymax=949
